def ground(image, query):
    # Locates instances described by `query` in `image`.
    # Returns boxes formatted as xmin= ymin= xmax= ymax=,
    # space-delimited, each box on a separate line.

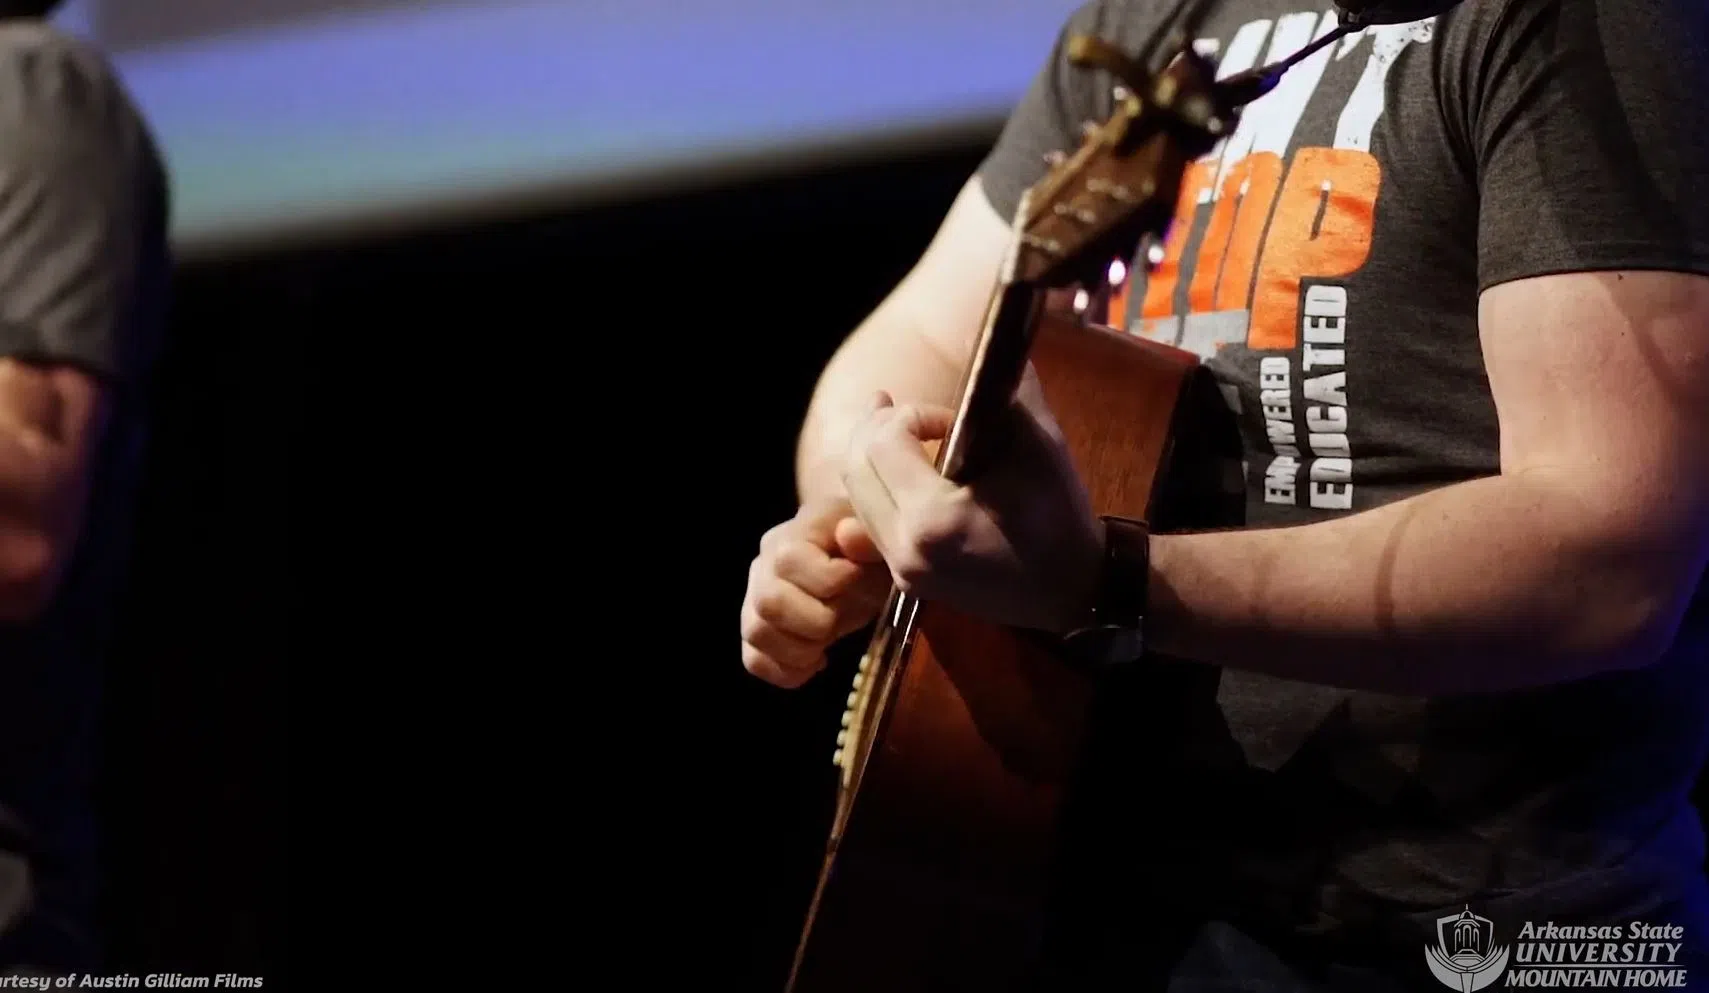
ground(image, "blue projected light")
xmin=71 ymin=0 xmax=1079 ymax=249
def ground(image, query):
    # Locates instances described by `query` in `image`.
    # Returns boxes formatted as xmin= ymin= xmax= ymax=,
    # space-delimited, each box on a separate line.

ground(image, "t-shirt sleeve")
xmin=976 ymin=1 xmax=1118 ymax=225
xmin=1462 ymin=0 xmax=1709 ymax=291
xmin=0 ymin=35 xmax=161 ymax=385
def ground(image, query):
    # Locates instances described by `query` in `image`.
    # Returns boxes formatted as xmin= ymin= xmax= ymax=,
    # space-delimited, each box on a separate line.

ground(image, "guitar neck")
xmin=937 ymin=278 xmax=1046 ymax=483
xmin=935 ymin=183 xmax=1054 ymax=483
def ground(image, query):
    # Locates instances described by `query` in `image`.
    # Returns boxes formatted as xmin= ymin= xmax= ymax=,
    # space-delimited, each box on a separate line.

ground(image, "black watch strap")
xmin=1059 ymin=515 xmax=1150 ymax=667
xmin=1094 ymin=515 xmax=1150 ymax=630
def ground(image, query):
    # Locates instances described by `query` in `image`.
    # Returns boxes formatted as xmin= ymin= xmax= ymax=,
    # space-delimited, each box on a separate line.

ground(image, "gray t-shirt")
xmin=978 ymin=0 xmax=1709 ymax=975
xmin=0 ymin=21 xmax=168 ymax=971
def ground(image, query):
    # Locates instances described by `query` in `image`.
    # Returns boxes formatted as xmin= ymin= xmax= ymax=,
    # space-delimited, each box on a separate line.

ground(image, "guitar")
xmin=780 ymin=19 xmax=1274 ymax=993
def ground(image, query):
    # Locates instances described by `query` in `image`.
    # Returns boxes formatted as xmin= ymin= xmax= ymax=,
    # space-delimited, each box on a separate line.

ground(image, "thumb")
xmin=797 ymin=498 xmax=852 ymax=547
xmin=833 ymin=515 xmax=884 ymax=564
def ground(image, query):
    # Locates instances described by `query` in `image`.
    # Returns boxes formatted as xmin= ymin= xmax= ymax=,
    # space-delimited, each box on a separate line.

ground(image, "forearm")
xmin=795 ymin=316 xmax=966 ymax=505
xmin=1146 ymin=469 xmax=1699 ymax=695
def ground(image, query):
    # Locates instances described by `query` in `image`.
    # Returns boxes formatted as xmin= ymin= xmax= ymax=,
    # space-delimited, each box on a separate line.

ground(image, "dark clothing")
xmin=977 ymin=0 xmax=1709 ymax=988
xmin=0 ymin=19 xmax=169 ymax=973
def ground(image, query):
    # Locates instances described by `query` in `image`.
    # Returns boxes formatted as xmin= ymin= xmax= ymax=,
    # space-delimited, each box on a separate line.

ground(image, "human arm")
xmin=1137 ymin=0 xmax=1709 ymax=691
xmin=1144 ymin=269 xmax=1709 ymax=693
xmin=747 ymin=174 xmax=1043 ymax=686
xmin=794 ymin=178 xmax=1016 ymax=504
xmin=743 ymin=184 xmax=1015 ymax=686
xmin=846 ymin=266 xmax=1709 ymax=693
xmin=838 ymin=0 xmax=1709 ymax=694
xmin=743 ymin=5 xmax=1110 ymax=686
xmin=797 ymin=0 xmax=1115 ymax=505
xmin=0 ymin=36 xmax=162 ymax=621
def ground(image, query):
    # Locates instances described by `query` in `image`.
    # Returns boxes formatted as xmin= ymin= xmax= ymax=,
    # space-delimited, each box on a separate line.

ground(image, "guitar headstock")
xmin=1013 ymin=36 xmax=1238 ymax=289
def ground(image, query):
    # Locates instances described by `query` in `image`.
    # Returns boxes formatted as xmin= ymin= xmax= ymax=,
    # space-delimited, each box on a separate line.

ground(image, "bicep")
xmin=1480 ymin=270 xmax=1709 ymax=534
xmin=1465 ymin=0 xmax=1709 ymax=532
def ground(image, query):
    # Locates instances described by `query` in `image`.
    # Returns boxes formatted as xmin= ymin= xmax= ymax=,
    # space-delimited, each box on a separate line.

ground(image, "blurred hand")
xmin=740 ymin=499 xmax=891 ymax=688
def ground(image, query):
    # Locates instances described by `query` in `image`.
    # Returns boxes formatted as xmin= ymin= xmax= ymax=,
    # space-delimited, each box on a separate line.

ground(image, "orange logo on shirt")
xmin=1109 ymin=147 xmax=1380 ymax=351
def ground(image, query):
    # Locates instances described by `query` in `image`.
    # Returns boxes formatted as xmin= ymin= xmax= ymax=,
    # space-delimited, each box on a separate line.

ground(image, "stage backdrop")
xmin=50 ymin=0 xmax=1079 ymax=253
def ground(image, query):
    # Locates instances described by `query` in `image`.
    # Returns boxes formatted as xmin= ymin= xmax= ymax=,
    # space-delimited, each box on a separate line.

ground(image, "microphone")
xmin=1215 ymin=0 xmax=1470 ymax=106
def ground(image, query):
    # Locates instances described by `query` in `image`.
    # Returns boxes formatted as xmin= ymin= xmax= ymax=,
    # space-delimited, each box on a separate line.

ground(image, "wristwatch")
xmin=1059 ymin=515 xmax=1150 ymax=668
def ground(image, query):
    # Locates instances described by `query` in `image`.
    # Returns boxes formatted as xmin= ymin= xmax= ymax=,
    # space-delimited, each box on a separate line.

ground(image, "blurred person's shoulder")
xmin=0 ymin=18 xmax=157 ymax=165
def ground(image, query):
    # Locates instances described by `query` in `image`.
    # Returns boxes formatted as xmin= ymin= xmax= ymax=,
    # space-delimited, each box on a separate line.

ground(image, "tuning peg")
xmin=1081 ymin=120 xmax=1101 ymax=139
xmin=1042 ymin=149 xmax=1067 ymax=168
xmin=1112 ymin=84 xmax=1132 ymax=102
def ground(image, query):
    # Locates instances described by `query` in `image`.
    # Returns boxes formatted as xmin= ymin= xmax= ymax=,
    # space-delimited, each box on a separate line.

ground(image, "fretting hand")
xmin=839 ymin=369 xmax=1104 ymax=636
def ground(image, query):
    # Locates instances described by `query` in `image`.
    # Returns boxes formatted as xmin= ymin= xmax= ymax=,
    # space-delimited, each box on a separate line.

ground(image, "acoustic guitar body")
xmin=784 ymin=311 xmax=1245 ymax=993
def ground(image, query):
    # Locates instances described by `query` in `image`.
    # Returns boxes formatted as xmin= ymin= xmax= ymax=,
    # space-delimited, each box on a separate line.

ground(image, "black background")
xmin=97 ymin=220 xmax=292 ymax=979
xmin=134 ymin=128 xmax=988 ymax=989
